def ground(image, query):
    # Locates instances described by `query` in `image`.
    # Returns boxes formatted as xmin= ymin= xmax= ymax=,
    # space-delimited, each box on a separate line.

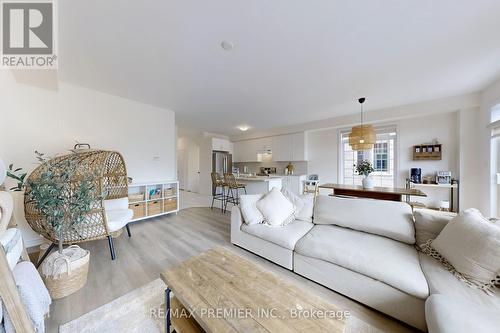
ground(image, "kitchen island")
xmin=235 ymin=176 xmax=282 ymax=194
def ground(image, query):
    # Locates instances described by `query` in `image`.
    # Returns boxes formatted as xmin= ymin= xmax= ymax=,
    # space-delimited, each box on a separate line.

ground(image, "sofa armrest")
xmin=231 ymin=206 xmax=244 ymax=244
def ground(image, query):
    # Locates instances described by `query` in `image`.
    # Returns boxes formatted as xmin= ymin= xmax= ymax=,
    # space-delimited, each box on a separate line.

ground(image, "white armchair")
xmin=103 ymin=197 xmax=133 ymax=260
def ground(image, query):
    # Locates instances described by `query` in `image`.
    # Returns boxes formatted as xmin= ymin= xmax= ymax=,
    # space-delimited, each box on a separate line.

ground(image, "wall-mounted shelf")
xmin=127 ymin=180 xmax=179 ymax=222
xmin=413 ymin=144 xmax=442 ymax=160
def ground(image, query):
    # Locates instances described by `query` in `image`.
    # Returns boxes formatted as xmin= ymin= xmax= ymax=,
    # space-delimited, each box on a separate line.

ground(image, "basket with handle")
xmin=39 ymin=245 xmax=90 ymax=299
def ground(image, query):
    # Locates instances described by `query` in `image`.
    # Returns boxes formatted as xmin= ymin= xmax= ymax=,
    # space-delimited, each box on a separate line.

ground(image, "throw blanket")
xmin=2 ymin=261 xmax=51 ymax=333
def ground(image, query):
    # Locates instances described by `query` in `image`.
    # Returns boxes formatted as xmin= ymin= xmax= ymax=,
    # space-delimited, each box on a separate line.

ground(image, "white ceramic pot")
xmin=362 ymin=175 xmax=374 ymax=189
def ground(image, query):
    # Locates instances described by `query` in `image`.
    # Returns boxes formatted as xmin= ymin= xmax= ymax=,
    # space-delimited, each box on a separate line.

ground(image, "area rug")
xmin=60 ymin=278 xmax=384 ymax=333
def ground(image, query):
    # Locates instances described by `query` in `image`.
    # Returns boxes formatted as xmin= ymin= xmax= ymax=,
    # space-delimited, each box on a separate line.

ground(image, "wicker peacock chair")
xmin=24 ymin=145 xmax=133 ymax=264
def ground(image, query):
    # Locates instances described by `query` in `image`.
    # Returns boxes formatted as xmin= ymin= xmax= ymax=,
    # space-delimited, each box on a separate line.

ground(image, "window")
xmin=340 ymin=126 xmax=397 ymax=187
xmin=374 ymin=142 xmax=388 ymax=172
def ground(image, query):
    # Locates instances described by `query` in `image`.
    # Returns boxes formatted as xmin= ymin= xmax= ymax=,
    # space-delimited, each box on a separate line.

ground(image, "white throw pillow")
xmin=281 ymin=187 xmax=304 ymax=215
xmin=414 ymin=209 xmax=456 ymax=247
xmin=257 ymin=187 xmax=295 ymax=227
xmin=432 ymin=209 xmax=500 ymax=286
xmin=239 ymin=194 xmax=264 ymax=225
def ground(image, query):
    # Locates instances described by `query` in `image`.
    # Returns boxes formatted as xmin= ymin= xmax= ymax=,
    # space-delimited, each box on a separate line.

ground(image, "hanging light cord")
xmin=359 ymin=97 xmax=366 ymax=140
xmin=361 ymin=102 xmax=363 ymax=127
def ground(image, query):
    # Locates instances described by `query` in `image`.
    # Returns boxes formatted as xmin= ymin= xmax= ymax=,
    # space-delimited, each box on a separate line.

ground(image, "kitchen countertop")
xmin=235 ymin=175 xmax=283 ymax=182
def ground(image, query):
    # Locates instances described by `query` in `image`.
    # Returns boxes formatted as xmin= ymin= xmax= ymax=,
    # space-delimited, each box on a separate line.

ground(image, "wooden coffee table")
xmin=160 ymin=246 xmax=347 ymax=333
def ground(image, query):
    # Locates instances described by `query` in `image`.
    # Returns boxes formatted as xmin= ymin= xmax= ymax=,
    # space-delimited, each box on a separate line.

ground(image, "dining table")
xmin=318 ymin=183 xmax=427 ymax=202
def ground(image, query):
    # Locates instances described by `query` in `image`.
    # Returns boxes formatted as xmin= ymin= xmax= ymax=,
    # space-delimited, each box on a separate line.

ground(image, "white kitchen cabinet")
xmin=271 ymin=135 xmax=291 ymax=161
xmin=272 ymin=133 xmax=307 ymax=161
xmin=233 ymin=137 xmax=272 ymax=162
xmin=255 ymin=137 xmax=272 ymax=153
xmin=212 ymin=138 xmax=233 ymax=153
xmin=233 ymin=141 xmax=247 ymax=162
xmin=233 ymin=140 xmax=257 ymax=162
xmin=291 ymin=132 xmax=307 ymax=161
xmin=233 ymin=132 xmax=307 ymax=163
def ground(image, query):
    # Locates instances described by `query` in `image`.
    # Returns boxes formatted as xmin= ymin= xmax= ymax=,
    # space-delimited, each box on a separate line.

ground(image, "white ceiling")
xmin=59 ymin=0 xmax=500 ymax=135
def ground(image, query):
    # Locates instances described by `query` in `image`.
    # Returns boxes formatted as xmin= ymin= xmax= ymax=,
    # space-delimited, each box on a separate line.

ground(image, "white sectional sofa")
xmin=231 ymin=195 xmax=500 ymax=332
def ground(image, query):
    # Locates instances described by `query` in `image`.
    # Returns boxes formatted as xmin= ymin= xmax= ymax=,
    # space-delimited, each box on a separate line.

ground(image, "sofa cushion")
xmin=241 ymin=220 xmax=313 ymax=250
xmin=281 ymin=188 xmax=314 ymax=223
xmin=281 ymin=187 xmax=304 ymax=215
xmin=413 ymin=208 xmax=456 ymax=247
xmin=104 ymin=197 xmax=129 ymax=211
xmin=426 ymin=294 xmax=500 ymax=333
xmin=313 ymin=196 xmax=415 ymax=244
xmin=295 ymin=225 xmax=429 ymax=298
xmin=240 ymin=194 xmax=264 ymax=225
xmin=431 ymin=208 xmax=500 ymax=286
xmin=419 ymin=253 xmax=500 ymax=309
xmin=296 ymin=194 xmax=314 ymax=223
xmin=106 ymin=209 xmax=133 ymax=232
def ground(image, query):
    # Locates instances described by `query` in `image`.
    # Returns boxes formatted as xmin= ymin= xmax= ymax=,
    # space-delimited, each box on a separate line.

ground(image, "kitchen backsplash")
xmin=233 ymin=161 xmax=308 ymax=175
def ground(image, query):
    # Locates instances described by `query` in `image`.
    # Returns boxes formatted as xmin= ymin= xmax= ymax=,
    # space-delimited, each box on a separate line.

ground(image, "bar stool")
xmin=211 ymin=172 xmax=226 ymax=211
xmin=223 ymin=173 xmax=246 ymax=213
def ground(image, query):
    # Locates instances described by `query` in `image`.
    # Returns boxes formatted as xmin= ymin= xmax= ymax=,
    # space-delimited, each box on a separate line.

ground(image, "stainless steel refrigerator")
xmin=212 ymin=151 xmax=232 ymax=176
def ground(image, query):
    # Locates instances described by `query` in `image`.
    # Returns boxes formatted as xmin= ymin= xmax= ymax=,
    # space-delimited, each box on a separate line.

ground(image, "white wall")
xmin=306 ymin=129 xmax=339 ymax=184
xmin=306 ymin=112 xmax=459 ymax=207
xmin=493 ymin=137 xmax=500 ymax=217
xmin=458 ymin=107 xmax=483 ymax=212
xmin=479 ymin=77 xmax=500 ymax=216
xmin=397 ymin=112 xmax=458 ymax=185
xmin=177 ymin=134 xmax=201 ymax=192
xmin=0 ymin=71 xmax=177 ymax=246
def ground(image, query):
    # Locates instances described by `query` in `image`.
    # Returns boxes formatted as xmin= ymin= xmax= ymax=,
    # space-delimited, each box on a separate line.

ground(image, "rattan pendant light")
xmin=348 ymin=97 xmax=376 ymax=151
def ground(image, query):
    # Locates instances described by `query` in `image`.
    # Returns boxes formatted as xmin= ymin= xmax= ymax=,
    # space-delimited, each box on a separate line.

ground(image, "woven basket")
xmin=40 ymin=245 xmax=90 ymax=299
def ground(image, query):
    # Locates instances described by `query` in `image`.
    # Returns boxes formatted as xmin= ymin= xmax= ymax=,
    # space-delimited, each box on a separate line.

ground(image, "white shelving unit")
xmin=127 ymin=180 xmax=179 ymax=222
xmin=406 ymin=180 xmax=460 ymax=212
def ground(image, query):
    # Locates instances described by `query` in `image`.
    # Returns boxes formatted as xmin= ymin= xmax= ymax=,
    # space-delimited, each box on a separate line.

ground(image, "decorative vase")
xmin=362 ymin=175 xmax=374 ymax=189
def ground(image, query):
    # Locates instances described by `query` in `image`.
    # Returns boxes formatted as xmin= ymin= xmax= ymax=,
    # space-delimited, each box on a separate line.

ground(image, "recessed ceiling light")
xmin=237 ymin=125 xmax=250 ymax=131
xmin=221 ymin=40 xmax=234 ymax=51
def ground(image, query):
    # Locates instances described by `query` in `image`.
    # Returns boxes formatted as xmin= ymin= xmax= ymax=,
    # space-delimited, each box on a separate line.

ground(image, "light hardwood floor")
xmin=46 ymin=207 xmax=418 ymax=333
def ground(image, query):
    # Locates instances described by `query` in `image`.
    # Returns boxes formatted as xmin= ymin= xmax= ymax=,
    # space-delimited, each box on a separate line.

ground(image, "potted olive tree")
xmin=24 ymin=151 xmax=98 ymax=298
xmin=355 ymin=160 xmax=375 ymax=189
